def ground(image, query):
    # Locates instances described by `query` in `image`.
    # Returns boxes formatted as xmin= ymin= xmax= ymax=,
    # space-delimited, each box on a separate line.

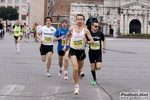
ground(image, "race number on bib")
xmin=90 ymin=41 xmax=100 ymax=50
xmin=61 ymin=38 xmax=69 ymax=46
xmin=16 ymin=30 xmax=19 ymax=33
xmin=44 ymin=37 xmax=52 ymax=43
xmin=71 ymin=38 xmax=85 ymax=50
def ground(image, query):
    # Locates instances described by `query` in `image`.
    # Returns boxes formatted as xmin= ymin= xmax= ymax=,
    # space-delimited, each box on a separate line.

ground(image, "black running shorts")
xmin=39 ymin=44 xmax=53 ymax=55
xmin=88 ymin=50 xmax=102 ymax=63
xmin=14 ymin=35 xmax=20 ymax=40
xmin=57 ymin=49 xmax=69 ymax=56
xmin=69 ymin=48 xmax=86 ymax=61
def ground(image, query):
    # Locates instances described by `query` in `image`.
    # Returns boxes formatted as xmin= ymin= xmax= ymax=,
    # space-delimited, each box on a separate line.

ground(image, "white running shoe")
xmin=46 ymin=72 xmax=51 ymax=77
xmin=17 ymin=49 xmax=20 ymax=53
xmin=74 ymin=86 xmax=79 ymax=95
xmin=64 ymin=73 xmax=68 ymax=80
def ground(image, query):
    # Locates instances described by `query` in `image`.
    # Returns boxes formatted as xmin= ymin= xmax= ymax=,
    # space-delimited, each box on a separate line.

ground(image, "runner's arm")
xmin=85 ymin=29 xmax=94 ymax=44
xmin=63 ymin=28 xmax=72 ymax=47
xmin=53 ymin=30 xmax=64 ymax=41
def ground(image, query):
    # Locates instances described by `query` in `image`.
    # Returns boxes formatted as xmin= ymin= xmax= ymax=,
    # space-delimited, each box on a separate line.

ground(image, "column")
xmin=124 ymin=14 xmax=128 ymax=34
xmin=144 ymin=15 xmax=148 ymax=34
xmin=120 ymin=14 xmax=124 ymax=35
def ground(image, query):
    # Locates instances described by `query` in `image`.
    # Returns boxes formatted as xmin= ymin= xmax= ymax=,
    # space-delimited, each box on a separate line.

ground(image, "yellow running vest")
xmin=14 ymin=25 xmax=21 ymax=36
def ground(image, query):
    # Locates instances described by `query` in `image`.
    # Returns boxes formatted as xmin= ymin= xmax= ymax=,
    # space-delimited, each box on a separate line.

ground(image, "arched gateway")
xmin=129 ymin=19 xmax=141 ymax=34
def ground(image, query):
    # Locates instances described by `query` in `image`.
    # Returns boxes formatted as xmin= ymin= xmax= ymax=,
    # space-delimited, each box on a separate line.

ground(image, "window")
xmin=22 ymin=0 xmax=26 ymax=4
xmin=15 ymin=0 xmax=19 ymax=4
xmin=15 ymin=6 xmax=19 ymax=11
xmin=0 ymin=0 xmax=5 ymax=3
xmin=7 ymin=0 xmax=12 ymax=3
xmin=22 ymin=15 xmax=26 ymax=20
xmin=22 ymin=6 xmax=26 ymax=12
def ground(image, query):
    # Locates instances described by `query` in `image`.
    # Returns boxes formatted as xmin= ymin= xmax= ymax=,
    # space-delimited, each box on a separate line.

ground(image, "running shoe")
xmin=74 ymin=86 xmax=79 ymax=95
xmin=17 ymin=49 xmax=20 ymax=53
xmin=58 ymin=70 xmax=62 ymax=76
xmin=46 ymin=72 xmax=51 ymax=77
xmin=91 ymin=80 xmax=97 ymax=85
xmin=64 ymin=73 xmax=68 ymax=80
xmin=80 ymin=71 xmax=85 ymax=78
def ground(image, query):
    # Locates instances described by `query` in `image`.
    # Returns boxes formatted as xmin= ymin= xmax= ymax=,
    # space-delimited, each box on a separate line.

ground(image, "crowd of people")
xmin=10 ymin=14 xmax=106 ymax=95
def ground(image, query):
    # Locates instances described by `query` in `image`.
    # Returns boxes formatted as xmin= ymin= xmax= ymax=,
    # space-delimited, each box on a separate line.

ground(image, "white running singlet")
xmin=39 ymin=26 xmax=56 ymax=45
xmin=70 ymin=26 xmax=86 ymax=50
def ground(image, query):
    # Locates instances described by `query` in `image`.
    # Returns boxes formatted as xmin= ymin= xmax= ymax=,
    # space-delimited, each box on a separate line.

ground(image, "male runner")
xmin=53 ymin=19 xmax=70 ymax=80
xmin=63 ymin=14 xmax=94 ymax=95
xmin=37 ymin=16 xmax=56 ymax=77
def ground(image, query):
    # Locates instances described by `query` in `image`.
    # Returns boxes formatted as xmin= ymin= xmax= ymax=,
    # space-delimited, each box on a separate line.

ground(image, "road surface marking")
xmin=0 ymin=84 xmax=25 ymax=100
xmin=96 ymin=88 xmax=103 ymax=100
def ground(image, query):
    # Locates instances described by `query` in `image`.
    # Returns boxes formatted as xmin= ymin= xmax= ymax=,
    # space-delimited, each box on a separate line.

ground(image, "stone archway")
xmin=129 ymin=19 xmax=141 ymax=34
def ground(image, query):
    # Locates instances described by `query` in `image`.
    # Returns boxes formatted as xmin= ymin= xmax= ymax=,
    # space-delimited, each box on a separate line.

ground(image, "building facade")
xmin=0 ymin=0 xmax=45 ymax=26
xmin=70 ymin=0 xmax=150 ymax=35
xmin=47 ymin=0 xmax=103 ymax=23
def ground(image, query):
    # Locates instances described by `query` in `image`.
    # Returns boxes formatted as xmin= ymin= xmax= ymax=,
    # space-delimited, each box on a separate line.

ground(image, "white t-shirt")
xmin=39 ymin=26 xmax=56 ymax=45
xmin=37 ymin=25 xmax=42 ymax=33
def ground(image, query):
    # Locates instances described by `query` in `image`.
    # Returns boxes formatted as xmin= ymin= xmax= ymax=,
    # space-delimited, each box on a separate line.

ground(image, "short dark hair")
xmin=45 ymin=16 xmax=52 ymax=22
xmin=91 ymin=20 xmax=99 ymax=25
xmin=76 ymin=14 xmax=85 ymax=20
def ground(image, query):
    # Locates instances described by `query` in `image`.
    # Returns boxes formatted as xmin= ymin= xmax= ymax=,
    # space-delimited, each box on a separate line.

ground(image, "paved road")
xmin=0 ymin=33 xmax=150 ymax=100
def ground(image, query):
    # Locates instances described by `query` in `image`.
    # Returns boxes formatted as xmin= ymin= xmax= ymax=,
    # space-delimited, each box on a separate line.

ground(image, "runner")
xmin=25 ymin=25 xmax=30 ymax=43
xmin=12 ymin=20 xmax=22 ymax=53
xmin=88 ymin=20 xmax=106 ymax=85
xmin=63 ymin=14 xmax=94 ymax=95
xmin=36 ymin=16 xmax=56 ymax=77
xmin=53 ymin=19 xmax=70 ymax=80
xmin=22 ymin=23 xmax=27 ymax=42
xmin=33 ymin=23 xmax=38 ymax=42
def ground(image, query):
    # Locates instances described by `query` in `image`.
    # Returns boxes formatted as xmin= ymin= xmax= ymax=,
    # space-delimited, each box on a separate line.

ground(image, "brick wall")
xmin=52 ymin=0 xmax=103 ymax=22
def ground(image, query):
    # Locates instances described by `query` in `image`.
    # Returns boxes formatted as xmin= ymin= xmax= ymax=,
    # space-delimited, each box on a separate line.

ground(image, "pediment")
xmin=121 ymin=2 xmax=150 ymax=10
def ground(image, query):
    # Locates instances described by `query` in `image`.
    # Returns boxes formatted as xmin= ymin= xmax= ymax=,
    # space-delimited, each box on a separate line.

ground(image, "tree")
xmin=0 ymin=6 xmax=19 ymax=31
xmin=0 ymin=6 xmax=19 ymax=20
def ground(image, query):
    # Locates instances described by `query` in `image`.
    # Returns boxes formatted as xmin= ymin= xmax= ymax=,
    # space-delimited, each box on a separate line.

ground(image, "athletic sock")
xmin=17 ymin=43 xmax=20 ymax=50
xmin=91 ymin=70 xmax=96 ymax=80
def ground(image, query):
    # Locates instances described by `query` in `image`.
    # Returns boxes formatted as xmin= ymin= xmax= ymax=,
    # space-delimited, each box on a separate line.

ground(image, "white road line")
xmin=41 ymin=86 xmax=60 ymax=100
xmin=9 ymin=85 xmax=25 ymax=95
xmin=0 ymin=84 xmax=25 ymax=100
xmin=54 ymin=87 xmax=60 ymax=93
xmin=96 ymin=89 xmax=102 ymax=100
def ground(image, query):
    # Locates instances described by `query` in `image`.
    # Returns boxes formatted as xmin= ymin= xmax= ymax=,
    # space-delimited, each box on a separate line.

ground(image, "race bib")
xmin=44 ymin=36 xmax=52 ymax=43
xmin=16 ymin=30 xmax=19 ymax=33
xmin=61 ymin=38 xmax=69 ymax=46
xmin=71 ymin=38 xmax=85 ymax=50
xmin=90 ymin=41 xmax=100 ymax=50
